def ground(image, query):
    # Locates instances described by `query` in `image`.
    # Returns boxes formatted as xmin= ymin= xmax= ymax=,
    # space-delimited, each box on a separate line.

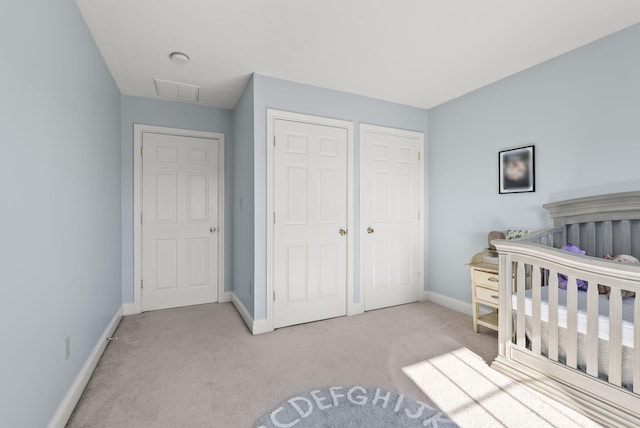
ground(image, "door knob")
xmin=367 ymin=227 xmax=374 ymax=234
xmin=210 ymin=226 xmax=216 ymax=233
xmin=338 ymin=228 xmax=347 ymax=236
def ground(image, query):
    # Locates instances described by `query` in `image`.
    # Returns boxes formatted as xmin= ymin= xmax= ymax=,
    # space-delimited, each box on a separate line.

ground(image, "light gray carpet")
xmin=66 ymin=302 xmax=500 ymax=427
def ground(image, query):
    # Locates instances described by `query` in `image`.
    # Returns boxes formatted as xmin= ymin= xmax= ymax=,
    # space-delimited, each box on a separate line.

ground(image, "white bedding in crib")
xmin=512 ymin=287 xmax=635 ymax=387
xmin=511 ymin=287 xmax=635 ymax=348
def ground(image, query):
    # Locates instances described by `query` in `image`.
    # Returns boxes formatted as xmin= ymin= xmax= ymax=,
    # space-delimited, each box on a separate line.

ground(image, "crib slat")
xmin=556 ymin=230 xmax=564 ymax=248
xmin=531 ymin=266 xmax=542 ymax=355
xmin=620 ymin=220 xmax=631 ymax=255
xmin=566 ymin=276 xmax=578 ymax=369
xmin=586 ymin=222 xmax=596 ymax=256
xmin=608 ymin=288 xmax=623 ymax=387
xmin=516 ymin=263 xmax=526 ymax=348
xmin=633 ymin=219 xmax=640 ymax=256
xmin=500 ymin=257 xmax=513 ymax=357
xmin=634 ymin=295 xmax=640 ymax=394
xmin=603 ymin=221 xmax=613 ymax=256
xmin=568 ymin=224 xmax=579 ymax=246
xmin=548 ymin=271 xmax=559 ymax=361
xmin=585 ymin=282 xmax=599 ymax=377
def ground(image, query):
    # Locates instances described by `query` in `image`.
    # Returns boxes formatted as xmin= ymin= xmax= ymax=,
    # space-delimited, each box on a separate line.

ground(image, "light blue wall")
xmin=120 ymin=95 xmax=233 ymax=303
xmin=252 ymin=74 xmax=429 ymax=319
xmin=231 ymin=76 xmax=256 ymax=314
xmin=0 ymin=1 xmax=121 ymax=426
xmin=2 ymin=5 xmax=634 ymax=424
xmin=428 ymin=24 xmax=640 ymax=303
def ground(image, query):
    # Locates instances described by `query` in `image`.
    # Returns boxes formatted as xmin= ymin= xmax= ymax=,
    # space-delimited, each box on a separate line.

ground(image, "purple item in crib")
xmin=557 ymin=243 xmax=588 ymax=290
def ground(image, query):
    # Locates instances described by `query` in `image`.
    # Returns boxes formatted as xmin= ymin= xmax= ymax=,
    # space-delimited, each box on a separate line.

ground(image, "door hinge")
xmin=141 ymin=146 xmax=143 ymax=156
xmin=273 ymin=291 xmax=276 ymax=301
xmin=140 ymin=212 xmax=143 ymax=223
xmin=273 ymin=136 xmax=276 ymax=146
xmin=418 ymin=151 xmax=421 ymax=161
xmin=418 ymin=211 xmax=421 ymax=220
xmin=141 ymin=279 xmax=144 ymax=289
xmin=273 ymin=212 xmax=276 ymax=224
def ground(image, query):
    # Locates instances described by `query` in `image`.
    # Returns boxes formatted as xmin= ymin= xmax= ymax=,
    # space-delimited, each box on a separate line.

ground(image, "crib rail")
xmin=492 ymin=192 xmax=640 ymax=426
xmin=561 ymin=219 xmax=640 ymax=258
xmin=509 ymin=227 xmax=563 ymax=247
xmin=494 ymin=239 xmax=640 ymax=398
xmin=544 ymin=191 xmax=640 ymax=257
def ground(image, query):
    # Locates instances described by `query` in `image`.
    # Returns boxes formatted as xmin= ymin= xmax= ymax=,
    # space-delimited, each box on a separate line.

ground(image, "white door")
xmin=361 ymin=125 xmax=423 ymax=311
xmin=142 ymin=132 xmax=220 ymax=311
xmin=273 ymin=119 xmax=348 ymax=328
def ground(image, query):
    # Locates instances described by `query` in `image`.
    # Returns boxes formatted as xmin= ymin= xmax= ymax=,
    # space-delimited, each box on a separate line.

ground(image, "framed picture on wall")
xmin=499 ymin=145 xmax=535 ymax=194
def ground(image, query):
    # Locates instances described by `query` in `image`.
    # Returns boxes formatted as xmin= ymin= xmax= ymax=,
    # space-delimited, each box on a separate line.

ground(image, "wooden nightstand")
xmin=467 ymin=251 xmax=500 ymax=333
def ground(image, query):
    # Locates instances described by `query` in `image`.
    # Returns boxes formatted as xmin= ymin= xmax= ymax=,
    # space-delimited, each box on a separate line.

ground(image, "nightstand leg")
xmin=472 ymin=303 xmax=478 ymax=333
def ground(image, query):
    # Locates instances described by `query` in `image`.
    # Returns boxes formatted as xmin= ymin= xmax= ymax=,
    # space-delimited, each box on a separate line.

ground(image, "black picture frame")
xmin=499 ymin=145 xmax=535 ymax=194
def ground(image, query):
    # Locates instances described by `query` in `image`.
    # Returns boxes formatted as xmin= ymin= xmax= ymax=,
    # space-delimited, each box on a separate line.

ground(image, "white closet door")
xmin=361 ymin=125 xmax=423 ymax=311
xmin=142 ymin=132 xmax=220 ymax=311
xmin=273 ymin=119 xmax=348 ymax=328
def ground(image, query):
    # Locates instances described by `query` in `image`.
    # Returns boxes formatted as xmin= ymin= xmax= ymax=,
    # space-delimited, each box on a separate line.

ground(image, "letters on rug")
xmin=254 ymin=385 xmax=457 ymax=428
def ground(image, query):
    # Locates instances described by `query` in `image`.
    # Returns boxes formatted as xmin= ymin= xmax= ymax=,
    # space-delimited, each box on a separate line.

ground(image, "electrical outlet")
xmin=64 ymin=336 xmax=71 ymax=361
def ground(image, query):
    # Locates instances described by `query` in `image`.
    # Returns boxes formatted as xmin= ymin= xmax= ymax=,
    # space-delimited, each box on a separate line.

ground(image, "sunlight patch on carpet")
xmin=402 ymin=348 xmax=600 ymax=428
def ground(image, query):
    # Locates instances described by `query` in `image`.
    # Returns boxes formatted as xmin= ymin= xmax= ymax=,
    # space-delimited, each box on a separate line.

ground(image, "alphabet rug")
xmin=254 ymin=386 xmax=457 ymax=427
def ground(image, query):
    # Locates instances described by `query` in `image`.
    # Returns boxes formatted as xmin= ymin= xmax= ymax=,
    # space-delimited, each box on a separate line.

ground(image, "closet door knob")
xmin=338 ymin=228 xmax=347 ymax=236
xmin=210 ymin=226 xmax=216 ymax=233
xmin=367 ymin=227 xmax=374 ymax=234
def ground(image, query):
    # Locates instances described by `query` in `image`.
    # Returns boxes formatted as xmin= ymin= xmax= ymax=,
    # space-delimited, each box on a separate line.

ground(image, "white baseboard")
xmin=423 ymin=290 xmax=473 ymax=316
xmin=347 ymin=300 xmax=365 ymax=317
xmin=221 ymin=291 xmax=232 ymax=303
xmin=122 ymin=303 xmax=136 ymax=316
xmin=48 ymin=305 xmax=123 ymax=428
xmin=230 ymin=292 xmax=271 ymax=335
xmin=252 ymin=318 xmax=270 ymax=335
xmin=231 ymin=292 xmax=253 ymax=331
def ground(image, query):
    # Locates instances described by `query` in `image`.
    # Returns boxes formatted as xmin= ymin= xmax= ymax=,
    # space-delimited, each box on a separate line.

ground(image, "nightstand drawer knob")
xmin=488 ymin=277 xmax=498 ymax=282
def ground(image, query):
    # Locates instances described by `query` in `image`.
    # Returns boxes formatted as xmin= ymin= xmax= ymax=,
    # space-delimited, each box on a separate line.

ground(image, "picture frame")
xmin=499 ymin=145 xmax=535 ymax=194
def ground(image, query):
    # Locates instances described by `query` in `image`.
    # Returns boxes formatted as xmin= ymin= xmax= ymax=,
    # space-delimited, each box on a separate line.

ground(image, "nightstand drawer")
xmin=473 ymin=270 xmax=500 ymax=289
xmin=475 ymin=286 xmax=500 ymax=306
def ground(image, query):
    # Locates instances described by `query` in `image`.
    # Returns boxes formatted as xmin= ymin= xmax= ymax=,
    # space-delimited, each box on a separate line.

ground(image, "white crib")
xmin=492 ymin=191 xmax=640 ymax=427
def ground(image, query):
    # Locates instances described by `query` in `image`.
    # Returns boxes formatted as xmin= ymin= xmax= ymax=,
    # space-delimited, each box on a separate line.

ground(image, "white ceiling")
xmin=75 ymin=0 xmax=640 ymax=110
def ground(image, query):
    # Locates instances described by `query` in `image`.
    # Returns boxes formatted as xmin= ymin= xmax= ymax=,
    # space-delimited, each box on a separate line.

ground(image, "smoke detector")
xmin=169 ymin=51 xmax=190 ymax=64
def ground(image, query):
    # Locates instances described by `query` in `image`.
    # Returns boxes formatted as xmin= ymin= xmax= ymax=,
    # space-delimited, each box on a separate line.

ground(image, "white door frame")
xmin=359 ymin=123 xmax=425 ymax=309
xmin=266 ymin=109 xmax=355 ymax=332
xmin=133 ymin=124 xmax=226 ymax=314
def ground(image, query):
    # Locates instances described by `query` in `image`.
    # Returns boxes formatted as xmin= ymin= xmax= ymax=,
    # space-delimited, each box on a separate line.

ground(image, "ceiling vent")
xmin=153 ymin=78 xmax=199 ymax=102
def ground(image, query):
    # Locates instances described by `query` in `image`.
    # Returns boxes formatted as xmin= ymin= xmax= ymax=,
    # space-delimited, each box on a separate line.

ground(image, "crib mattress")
xmin=511 ymin=287 xmax=635 ymax=348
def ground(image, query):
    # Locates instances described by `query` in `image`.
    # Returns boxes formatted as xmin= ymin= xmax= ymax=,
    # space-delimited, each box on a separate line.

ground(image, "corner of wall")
xmin=230 ymin=292 xmax=270 ymax=335
xmin=423 ymin=290 xmax=472 ymax=316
